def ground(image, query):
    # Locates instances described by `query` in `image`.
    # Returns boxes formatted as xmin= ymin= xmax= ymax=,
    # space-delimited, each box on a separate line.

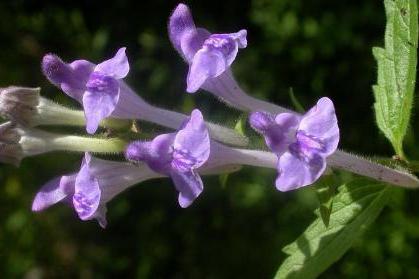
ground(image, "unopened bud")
xmin=0 ymin=122 xmax=23 ymax=166
xmin=0 ymin=87 xmax=40 ymax=126
xmin=0 ymin=143 xmax=22 ymax=166
xmin=0 ymin=121 xmax=20 ymax=143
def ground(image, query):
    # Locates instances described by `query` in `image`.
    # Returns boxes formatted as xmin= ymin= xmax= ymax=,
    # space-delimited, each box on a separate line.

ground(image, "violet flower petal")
xmin=249 ymin=111 xmax=299 ymax=155
xmin=124 ymin=141 xmax=152 ymax=162
xmin=171 ymin=170 xmax=203 ymax=208
xmin=187 ymin=48 xmax=226 ymax=93
xmin=180 ymin=28 xmax=211 ymax=62
xmin=124 ymin=134 xmax=176 ymax=173
xmin=249 ymin=111 xmax=276 ymax=132
xmin=32 ymin=174 xmax=76 ymax=211
xmin=172 ymin=109 xmax=210 ymax=171
xmin=73 ymin=153 xmax=101 ymax=220
xmin=275 ymin=112 xmax=301 ymax=130
xmin=231 ymin=30 xmax=248 ymax=48
xmin=275 ymin=151 xmax=326 ymax=191
xmin=148 ymin=133 xmax=176 ymax=173
xmin=67 ymin=60 xmax=96 ymax=100
xmin=169 ymin=3 xmax=197 ymax=55
xmin=298 ymin=97 xmax=339 ymax=156
xmin=42 ymin=54 xmax=94 ymax=102
xmin=83 ymin=73 xmax=120 ymax=134
xmin=271 ymin=113 xmax=300 ymax=153
xmin=204 ymin=34 xmax=239 ymax=66
xmin=125 ymin=134 xmax=175 ymax=169
xmin=94 ymin=47 xmax=129 ymax=79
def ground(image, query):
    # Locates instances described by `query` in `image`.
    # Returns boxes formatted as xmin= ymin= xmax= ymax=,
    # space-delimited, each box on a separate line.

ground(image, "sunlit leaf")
xmin=275 ymin=179 xmax=391 ymax=279
xmin=314 ymin=175 xmax=337 ymax=227
xmin=372 ymin=0 xmax=418 ymax=158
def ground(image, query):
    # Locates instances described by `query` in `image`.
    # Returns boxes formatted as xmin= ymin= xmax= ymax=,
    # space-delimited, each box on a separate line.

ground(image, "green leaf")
xmin=289 ymin=87 xmax=305 ymax=113
xmin=373 ymin=0 xmax=418 ymax=158
xmin=219 ymin=173 xmax=230 ymax=189
xmin=314 ymin=175 xmax=337 ymax=227
xmin=275 ymin=179 xmax=391 ymax=279
xmin=220 ymin=115 xmax=246 ymax=188
xmin=234 ymin=114 xmax=247 ymax=136
xmin=405 ymin=160 xmax=419 ymax=172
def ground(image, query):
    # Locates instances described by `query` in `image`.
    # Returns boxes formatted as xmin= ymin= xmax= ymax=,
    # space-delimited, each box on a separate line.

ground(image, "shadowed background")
xmin=1 ymin=0 xmax=419 ymax=278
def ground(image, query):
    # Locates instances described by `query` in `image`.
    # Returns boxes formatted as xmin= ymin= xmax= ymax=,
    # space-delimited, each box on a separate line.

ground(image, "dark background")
xmin=1 ymin=0 xmax=419 ymax=278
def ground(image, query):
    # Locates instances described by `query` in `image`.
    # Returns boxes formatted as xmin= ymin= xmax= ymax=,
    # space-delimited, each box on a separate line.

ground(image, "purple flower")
xmin=42 ymin=48 xmax=130 ymax=134
xmin=249 ymin=97 xmax=339 ymax=191
xmin=32 ymin=153 xmax=161 ymax=227
xmin=168 ymin=3 xmax=247 ymax=93
xmin=125 ymin=109 xmax=210 ymax=207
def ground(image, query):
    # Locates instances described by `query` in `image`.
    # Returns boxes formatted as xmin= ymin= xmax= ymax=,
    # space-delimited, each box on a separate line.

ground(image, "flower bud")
xmin=0 ymin=87 xmax=40 ymax=126
xmin=0 ymin=142 xmax=22 ymax=166
xmin=0 ymin=122 xmax=23 ymax=166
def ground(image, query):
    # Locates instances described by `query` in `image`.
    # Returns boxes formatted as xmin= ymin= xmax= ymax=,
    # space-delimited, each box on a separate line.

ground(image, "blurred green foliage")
xmin=1 ymin=0 xmax=419 ymax=278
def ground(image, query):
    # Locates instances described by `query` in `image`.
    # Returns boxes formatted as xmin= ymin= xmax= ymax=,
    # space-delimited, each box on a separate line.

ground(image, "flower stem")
xmin=328 ymin=150 xmax=419 ymax=189
xmin=20 ymin=128 xmax=127 ymax=156
xmin=50 ymin=136 xmax=127 ymax=153
xmin=36 ymin=98 xmax=130 ymax=130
